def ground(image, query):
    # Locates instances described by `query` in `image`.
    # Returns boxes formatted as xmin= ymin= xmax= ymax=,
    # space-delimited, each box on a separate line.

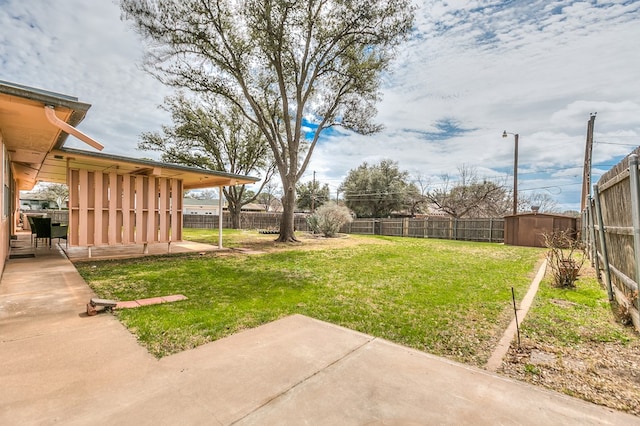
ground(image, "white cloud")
xmin=2 ymin=0 xmax=639 ymax=210
xmin=0 ymin=0 xmax=172 ymax=157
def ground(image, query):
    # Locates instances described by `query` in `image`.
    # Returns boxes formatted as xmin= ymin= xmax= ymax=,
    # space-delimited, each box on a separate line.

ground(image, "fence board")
xmin=183 ymin=213 xmax=505 ymax=243
xmin=584 ymin=147 xmax=640 ymax=333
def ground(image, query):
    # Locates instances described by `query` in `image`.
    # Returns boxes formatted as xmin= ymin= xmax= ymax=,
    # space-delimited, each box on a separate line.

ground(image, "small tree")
xmin=34 ymin=183 xmax=69 ymax=210
xmin=307 ymin=202 xmax=352 ymax=237
xmin=297 ymin=180 xmax=331 ymax=212
xmin=256 ymin=180 xmax=282 ymax=212
xmin=341 ymin=159 xmax=417 ymax=218
xmin=543 ymin=230 xmax=585 ymax=288
xmin=139 ymin=93 xmax=275 ymax=228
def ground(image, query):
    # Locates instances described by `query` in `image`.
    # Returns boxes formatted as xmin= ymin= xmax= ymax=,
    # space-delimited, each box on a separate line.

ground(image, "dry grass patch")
xmin=499 ymin=265 xmax=640 ymax=416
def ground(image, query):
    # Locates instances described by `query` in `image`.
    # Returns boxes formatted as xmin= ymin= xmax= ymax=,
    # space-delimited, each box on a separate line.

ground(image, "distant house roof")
xmin=241 ymin=203 xmax=266 ymax=211
xmin=503 ymin=212 xmax=576 ymax=219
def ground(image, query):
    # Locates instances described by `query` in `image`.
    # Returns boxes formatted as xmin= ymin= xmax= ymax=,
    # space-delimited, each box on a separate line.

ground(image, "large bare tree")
xmin=427 ymin=166 xmax=510 ymax=219
xmin=120 ymin=0 xmax=414 ymax=241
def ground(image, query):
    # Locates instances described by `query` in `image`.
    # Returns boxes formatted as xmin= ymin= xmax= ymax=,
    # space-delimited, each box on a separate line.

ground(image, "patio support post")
xmin=593 ymin=183 xmax=613 ymax=301
xmin=218 ymin=186 xmax=224 ymax=249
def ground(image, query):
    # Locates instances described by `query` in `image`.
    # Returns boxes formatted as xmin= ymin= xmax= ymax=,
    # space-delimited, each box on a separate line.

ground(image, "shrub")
xmin=307 ymin=202 xmax=353 ymax=237
xmin=543 ymin=230 xmax=585 ymax=288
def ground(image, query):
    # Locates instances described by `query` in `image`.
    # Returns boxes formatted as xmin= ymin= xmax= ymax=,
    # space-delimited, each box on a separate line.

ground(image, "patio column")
xmin=218 ymin=185 xmax=224 ymax=249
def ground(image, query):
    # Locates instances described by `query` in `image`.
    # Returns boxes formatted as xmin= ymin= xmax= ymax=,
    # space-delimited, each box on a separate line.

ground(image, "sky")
xmin=1 ymin=0 xmax=639 ymax=212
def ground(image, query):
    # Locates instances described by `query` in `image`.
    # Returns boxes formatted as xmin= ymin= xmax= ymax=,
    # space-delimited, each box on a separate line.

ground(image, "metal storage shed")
xmin=504 ymin=212 xmax=577 ymax=248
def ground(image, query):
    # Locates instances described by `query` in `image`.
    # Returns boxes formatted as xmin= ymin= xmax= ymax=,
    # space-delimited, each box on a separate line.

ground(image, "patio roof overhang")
xmin=0 ymin=80 xmax=259 ymax=190
xmin=0 ymin=80 xmax=91 ymax=190
xmin=42 ymin=147 xmax=260 ymax=189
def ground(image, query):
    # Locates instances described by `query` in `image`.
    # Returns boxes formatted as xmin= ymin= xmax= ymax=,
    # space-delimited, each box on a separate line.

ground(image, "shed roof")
xmin=503 ymin=212 xmax=577 ymax=219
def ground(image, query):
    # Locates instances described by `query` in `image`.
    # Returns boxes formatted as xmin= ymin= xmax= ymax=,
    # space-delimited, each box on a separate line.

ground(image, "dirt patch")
xmin=500 ymin=340 xmax=640 ymax=415
xmin=226 ymin=231 xmax=387 ymax=254
xmin=497 ymin=261 xmax=640 ymax=416
xmin=549 ymin=298 xmax=579 ymax=308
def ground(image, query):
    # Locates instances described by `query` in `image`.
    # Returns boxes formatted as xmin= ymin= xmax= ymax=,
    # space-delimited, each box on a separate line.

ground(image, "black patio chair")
xmin=32 ymin=217 xmax=68 ymax=248
xmin=26 ymin=215 xmax=38 ymax=245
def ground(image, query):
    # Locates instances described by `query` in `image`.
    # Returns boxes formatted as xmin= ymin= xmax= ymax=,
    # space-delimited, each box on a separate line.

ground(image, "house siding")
xmin=0 ymin=132 xmax=9 ymax=276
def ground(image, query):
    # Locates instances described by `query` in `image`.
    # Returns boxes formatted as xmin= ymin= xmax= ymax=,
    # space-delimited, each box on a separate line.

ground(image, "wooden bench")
xmin=87 ymin=298 xmax=118 ymax=316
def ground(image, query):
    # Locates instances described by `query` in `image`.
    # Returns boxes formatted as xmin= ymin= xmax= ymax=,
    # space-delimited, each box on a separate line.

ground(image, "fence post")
xmin=628 ymin=154 xmax=640 ymax=314
xmin=489 ymin=218 xmax=493 ymax=243
xmin=593 ymin=184 xmax=613 ymax=301
xmin=587 ymin=197 xmax=599 ymax=276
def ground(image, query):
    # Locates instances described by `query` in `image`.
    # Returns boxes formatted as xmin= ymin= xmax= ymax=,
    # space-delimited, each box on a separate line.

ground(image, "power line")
xmin=594 ymin=141 xmax=640 ymax=147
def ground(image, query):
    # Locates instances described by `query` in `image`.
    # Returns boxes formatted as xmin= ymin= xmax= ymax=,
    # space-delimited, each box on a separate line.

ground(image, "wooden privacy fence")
xmin=583 ymin=149 xmax=640 ymax=332
xmin=184 ymin=213 xmax=505 ymax=243
xmin=340 ymin=217 xmax=504 ymax=242
xmin=183 ymin=212 xmax=311 ymax=232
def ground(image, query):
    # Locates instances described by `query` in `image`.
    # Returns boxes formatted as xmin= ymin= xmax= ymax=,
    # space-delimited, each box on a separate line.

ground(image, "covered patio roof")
xmin=0 ymin=80 xmax=90 ymax=190
xmin=0 ymin=80 xmax=259 ymax=190
xmin=41 ymin=147 xmax=259 ymax=189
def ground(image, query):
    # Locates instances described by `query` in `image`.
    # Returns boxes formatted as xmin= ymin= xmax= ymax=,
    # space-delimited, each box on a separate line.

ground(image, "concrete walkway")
xmin=1 ymin=243 xmax=638 ymax=425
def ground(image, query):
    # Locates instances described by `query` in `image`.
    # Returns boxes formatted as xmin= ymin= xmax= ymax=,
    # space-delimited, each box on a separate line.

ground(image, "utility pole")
xmin=513 ymin=133 xmax=518 ymax=215
xmin=581 ymin=113 xmax=596 ymax=212
xmin=311 ymin=171 xmax=316 ymax=212
xmin=503 ymin=131 xmax=519 ymax=215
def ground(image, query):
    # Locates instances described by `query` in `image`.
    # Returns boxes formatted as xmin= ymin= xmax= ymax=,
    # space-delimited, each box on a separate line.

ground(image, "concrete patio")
xmin=1 ymin=235 xmax=638 ymax=425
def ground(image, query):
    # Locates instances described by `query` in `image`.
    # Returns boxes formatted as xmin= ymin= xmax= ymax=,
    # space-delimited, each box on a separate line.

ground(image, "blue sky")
xmin=2 ymin=0 xmax=639 ymax=211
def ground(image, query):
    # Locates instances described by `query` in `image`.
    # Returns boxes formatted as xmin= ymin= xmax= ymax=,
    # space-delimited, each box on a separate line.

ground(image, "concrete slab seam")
xmin=229 ymin=336 xmax=377 ymax=425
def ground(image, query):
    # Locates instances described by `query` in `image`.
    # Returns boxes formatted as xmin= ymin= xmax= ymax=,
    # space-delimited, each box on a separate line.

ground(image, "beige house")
xmin=183 ymin=198 xmax=225 ymax=215
xmin=0 ymin=80 xmax=258 ymax=275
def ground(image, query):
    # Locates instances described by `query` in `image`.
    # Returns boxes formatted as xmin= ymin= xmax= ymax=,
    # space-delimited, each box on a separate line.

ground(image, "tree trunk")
xmin=276 ymin=182 xmax=298 ymax=242
xmin=224 ymin=188 xmax=242 ymax=229
xmin=229 ymin=206 xmax=241 ymax=229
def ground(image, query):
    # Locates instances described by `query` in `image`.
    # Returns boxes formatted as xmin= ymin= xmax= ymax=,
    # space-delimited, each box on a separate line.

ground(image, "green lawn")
xmin=75 ymin=229 xmax=543 ymax=364
xmin=520 ymin=274 xmax=633 ymax=346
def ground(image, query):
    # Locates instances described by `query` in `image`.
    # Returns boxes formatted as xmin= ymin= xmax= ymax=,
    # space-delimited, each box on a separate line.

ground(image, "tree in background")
xmin=410 ymin=172 xmax=430 ymax=215
xmin=139 ymin=93 xmax=275 ymax=228
xmin=520 ymin=192 xmax=559 ymax=213
xmin=340 ymin=159 xmax=418 ymax=218
xmin=427 ymin=166 xmax=510 ymax=218
xmin=184 ymin=189 xmax=218 ymax=200
xmin=296 ymin=180 xmax=331 ymax=212
xmin=121 ymin=0 xmax=414 ymax=241
xmin=255 ymin=181 xmax=282 ymax=212
xmin=33 ymin=183 xmax=69 ymax=210
xmin=404 ymin=184 xmax=427 ymax=217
